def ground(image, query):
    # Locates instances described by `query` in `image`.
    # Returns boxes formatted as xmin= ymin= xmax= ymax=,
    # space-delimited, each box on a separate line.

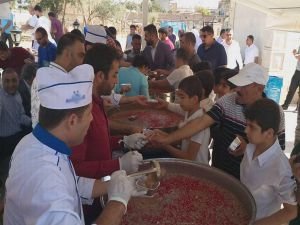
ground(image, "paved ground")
xmin=284 ymin=104 xmax=298 ymax=157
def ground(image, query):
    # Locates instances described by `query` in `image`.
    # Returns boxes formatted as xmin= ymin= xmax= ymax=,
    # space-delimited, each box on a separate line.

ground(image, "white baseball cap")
xmin=85 ymin=25 xmax=107 ymax=44
xmin=37 ymin=64 xmax=94 ymax=109
xmin=228 ymin=63 xmax=269 ymax=87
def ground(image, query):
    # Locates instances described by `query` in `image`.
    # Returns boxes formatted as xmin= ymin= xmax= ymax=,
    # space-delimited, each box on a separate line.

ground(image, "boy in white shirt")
xmin=152 ymin=75 xmax=210 ymax=164
xmin=240 ymin=98 xmax=297 ymax=225
xmin=148 ymin=48 xmax=193 ymax=92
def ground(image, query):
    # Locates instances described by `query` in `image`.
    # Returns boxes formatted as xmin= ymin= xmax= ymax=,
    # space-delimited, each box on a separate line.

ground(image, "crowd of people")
xmin=1 ymin=3 xmax=300 ymax=225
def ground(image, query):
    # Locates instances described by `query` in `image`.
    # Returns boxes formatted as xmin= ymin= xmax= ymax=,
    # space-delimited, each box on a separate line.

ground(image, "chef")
xmin=4 ymin=64 xmax=144 ymax=225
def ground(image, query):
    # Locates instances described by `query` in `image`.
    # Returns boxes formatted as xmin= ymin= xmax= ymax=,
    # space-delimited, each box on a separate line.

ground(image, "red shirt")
xmin=71 ymin=95 xmax=121 ymax=179
xmin=0 ymin=47 xmax=33 ymax=75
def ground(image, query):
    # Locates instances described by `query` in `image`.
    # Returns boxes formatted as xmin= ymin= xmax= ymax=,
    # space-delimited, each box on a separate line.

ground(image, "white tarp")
xmin=0 ymin=2 xmax=11 ymax=19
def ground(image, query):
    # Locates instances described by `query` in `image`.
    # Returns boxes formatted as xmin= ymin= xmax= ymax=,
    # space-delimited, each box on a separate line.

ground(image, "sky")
xmin=175 ymin=0 xmax=220 ymax=9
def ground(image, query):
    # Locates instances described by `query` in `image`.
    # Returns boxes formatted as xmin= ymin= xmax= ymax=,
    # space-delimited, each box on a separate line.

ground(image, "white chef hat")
xmin=85 ymin=25 xmax=107 ymax=44
xmin=36 ymin=64 xmax=94 ymax=109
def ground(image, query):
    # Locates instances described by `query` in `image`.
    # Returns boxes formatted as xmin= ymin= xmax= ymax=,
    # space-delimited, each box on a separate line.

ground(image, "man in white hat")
xmin=85 ymin=25 xmax=108 ymax=50
xmin=31 ymin=33 xmax=86 ymax=127
xmin=4 ymin=64 xmax=144 ymax=225
xmin=150 ymin=63 xmax=285 ymax=179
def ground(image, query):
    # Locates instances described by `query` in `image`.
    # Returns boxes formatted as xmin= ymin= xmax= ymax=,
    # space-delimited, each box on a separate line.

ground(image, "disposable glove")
xmin=123 ymin=133 xmax=148 ymax=150
xmin=119 ymin=151 xmax=143 ymax=173
xmin=107 ymin=170 xmax=147 ymax=209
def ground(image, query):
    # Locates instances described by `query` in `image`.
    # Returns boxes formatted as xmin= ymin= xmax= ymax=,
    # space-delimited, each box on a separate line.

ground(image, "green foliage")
xmin=88 ymin=0 xmax=117 ymax=23
xmin=149 ymin=0 xmax=164 ymax=13
xmin=39 ymin=0 xmax=63 ymax=15
xmin=195 ymin=6 xmax=211 ymax=16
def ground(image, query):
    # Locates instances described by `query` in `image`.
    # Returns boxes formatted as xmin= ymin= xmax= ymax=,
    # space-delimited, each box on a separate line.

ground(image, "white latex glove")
xmin=107 ymin=170 xmax=147 ymax=209
xmin=123 ymin=133 xmax=148 ymax=150
xmin=119 ymin=151 xmax=143 ymax=173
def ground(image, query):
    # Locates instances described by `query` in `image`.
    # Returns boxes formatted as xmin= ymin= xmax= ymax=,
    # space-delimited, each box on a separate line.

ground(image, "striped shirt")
xmin=207 ymin=92 xmax=285 ymax=179
xmin=0 ymin=88 xmax=31 ymax=137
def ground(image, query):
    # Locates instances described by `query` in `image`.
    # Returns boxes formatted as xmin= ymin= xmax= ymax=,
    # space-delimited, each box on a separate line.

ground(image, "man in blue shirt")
xmin=0 ymin=12 xmax=13 ymax=48
xmin=35 ymin=27 xmax=56 ymax=67
xmin=197 ymin=25 xmax=227 ymax=70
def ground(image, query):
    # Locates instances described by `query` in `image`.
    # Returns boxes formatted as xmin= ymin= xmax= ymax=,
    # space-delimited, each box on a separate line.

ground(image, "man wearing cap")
xmin=71 ymin=44 xmax=147 ymax=223
xmin=150 ymin=63 xmax=285 ymax=179
xmin=4 ymin=64 xmax=144 ymax=225
xmin=31 ymin=33 xmax=86 ymax=127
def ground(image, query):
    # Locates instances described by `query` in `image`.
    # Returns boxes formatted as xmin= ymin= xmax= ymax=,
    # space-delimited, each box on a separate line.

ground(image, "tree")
xmin=149 ymin=0 xmax=164 ymax=13
xmin=88 ymin=0 xmax=117 ymax=24
xmin=195 ymin=6 xmax=211 ymax=16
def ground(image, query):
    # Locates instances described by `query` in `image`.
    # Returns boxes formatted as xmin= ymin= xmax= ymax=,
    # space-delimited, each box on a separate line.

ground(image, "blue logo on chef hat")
xmin=66 ymin=90 xmax=86 ymax=103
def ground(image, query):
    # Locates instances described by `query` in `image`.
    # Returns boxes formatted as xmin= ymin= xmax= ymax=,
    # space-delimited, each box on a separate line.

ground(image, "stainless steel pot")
xmin=101 ymin=158 xmax=256 ymax=225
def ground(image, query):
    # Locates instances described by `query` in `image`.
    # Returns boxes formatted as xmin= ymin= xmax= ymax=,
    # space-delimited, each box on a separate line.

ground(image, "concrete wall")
xmin=232 ymin=2 xmax=267 ymax=63
xmin=231 ymin=2 xmax=300 ymax=104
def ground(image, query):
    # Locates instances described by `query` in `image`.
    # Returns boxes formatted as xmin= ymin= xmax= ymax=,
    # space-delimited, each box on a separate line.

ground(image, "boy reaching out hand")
xmin=149 ymin=75 xmax=210 ymax=164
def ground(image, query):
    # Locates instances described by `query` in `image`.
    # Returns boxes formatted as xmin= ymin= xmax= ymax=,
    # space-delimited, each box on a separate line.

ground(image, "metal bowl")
xmin=101 ymin=158 xmax=256 ymax=224
xmin=106 ymin=103 xmax=183 ymax=134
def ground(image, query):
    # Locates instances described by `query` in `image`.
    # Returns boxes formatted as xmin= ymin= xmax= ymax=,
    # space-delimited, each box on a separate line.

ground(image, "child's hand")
xmin=153 ymin=98 xmax=168 ymax=110
xmin=147 ymin=130 xmax=169 ymax=147
xmin=228 ymin=135 xmax=247 ymax=157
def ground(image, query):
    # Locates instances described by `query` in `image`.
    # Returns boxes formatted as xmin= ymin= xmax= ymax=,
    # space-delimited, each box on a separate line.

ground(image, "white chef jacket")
xmin=244 ymin=44 xmax=259 ymax=65
xmin=223 ymin=40 xmax=243 ymax=70
xmin=240 ymin=139 xmax=297 ymax=220
xmin=4 ymin=124 xmax=95 ymax=225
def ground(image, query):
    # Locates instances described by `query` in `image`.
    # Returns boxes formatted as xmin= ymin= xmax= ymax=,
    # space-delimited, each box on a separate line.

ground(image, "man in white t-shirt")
xmin=22 ymin=6 xmax=38 ymax=48
xmin=222 ymin=29 xmax=243 ymax=70
xmin=23 ymin=5 xmax=56 ymax=50
xmin=148 ymin=48 xmax=193 ymax=93
xmin=244 ymin=35 xmax=259 ymax=65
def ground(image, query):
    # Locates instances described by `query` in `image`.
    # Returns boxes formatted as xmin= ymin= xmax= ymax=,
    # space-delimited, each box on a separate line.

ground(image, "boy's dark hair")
xmin=183 ymin=32 xmax=196 ymax=45
xmin=213 ymin=67 xmax=237 ymax=88
xmin=178 ymin=75 xmax=203 ymax=102
xmin=195 ymin=70 xmax=214 ymax=98
xmin=220 ymin=29 xmax=225 ymax=36
xmin=158 ymin=27 xmax=168 ymax=35
xmin=0 ymin=41 xmax=8 ymax=51
xmin=191 ymin=61 xmax=212 ymax=73
xmin=130 ymin=24 xmax=136 ymax=29
xmin=48 ymin=12 xmax=56 ymax=17
xmin=176 ymin=48 xmax=189 ymax=62
xmin=132 ymin=34 xmax=141 ymax=41
xmin=132 ymin=55 xmax=149 ymax=68
xmin=245 ymin=98 xmax=280 ymax=134
xmin=200 ymin=26 xmax=214 ymax=35
xmin=84 ymin=43 xmax=118 ymax=79
xmin=34 ymin=5 xmax=42 ymax=12
xmin=168 ymin=26 xmax=173 ymax=32
xmin=36 ymin=27 xmax=48 ymax=37
xmin=39 ymin=105 xmax=89 ymax=130
xmin=144 ymin=24 xmax=158 ymax=36
xmin=56 ymin=33 xmax=84 ymax=56
xmin=247 ymin=35 xmax=254 ymax=42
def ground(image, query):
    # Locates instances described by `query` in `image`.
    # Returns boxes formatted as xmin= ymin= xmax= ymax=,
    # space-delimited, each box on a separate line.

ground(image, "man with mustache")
xmin=151 ymin=63 xmax=285 ymax=179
